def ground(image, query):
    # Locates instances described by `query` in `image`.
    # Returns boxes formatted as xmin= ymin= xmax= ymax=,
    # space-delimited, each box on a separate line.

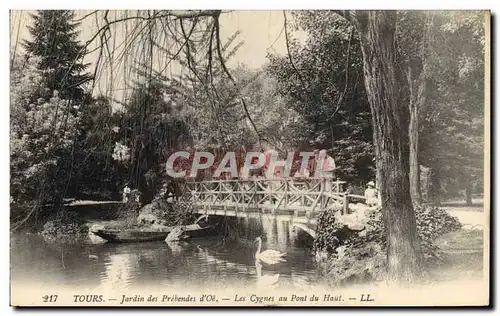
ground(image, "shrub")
xmin=163 ymin=197 xmax=195 ymax=226
xmin=40 ymin=210 xmax=88 ymax=242
xmin=10 ymin=57 xmax=81 ymax=226
xmin=314 ymin=205 xmax=462 ymax=286
xmin=116 ymin=190 xmax=142 ymax=225
xmin=136 ymin=196 xmax=195 ymax=227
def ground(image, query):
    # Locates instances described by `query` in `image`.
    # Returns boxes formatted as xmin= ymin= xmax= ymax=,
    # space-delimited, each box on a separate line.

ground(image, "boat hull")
xmin=91 ymin=224 xmax=215 ymax=243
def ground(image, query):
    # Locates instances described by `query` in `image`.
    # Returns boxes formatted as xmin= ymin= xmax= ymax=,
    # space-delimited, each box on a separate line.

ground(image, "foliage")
xmin=171 ymin=60 xmax=295 ymax=153
xmin=233 ymin=65 xmax=300 ymax=153
xmin=15 ymin=10 xmax=123 ymax=203
xmin=115 ymin=189 xmax=142 ymax=225
xmin=314 ymin=205 xmax=462 ymax=286
xmin=415 ymin=206 xmax=463 ymax=256
xmin=10 ymin=56 xmax=80 ymax=224
xmin=40 ymin=210 xmax=88 ymax=242
xmin=267 ymin=11 xmax=375 ymax=183
xmin=266 ymin=10 xmax=484 ymax=193
xmin=137 ymin=196 xmax=195 ymax=227
xmin=113 ymin=78 xmax=192 ymax=203
xmin=112 ymin=142 xmax=131 ymax=163
xmin=65 ymin=95 xmax=128 ymax=201
xmin=20 ymin=10 xmax=125 ymax=202
xmin=418 ymin=11 xmax=485 ymax=202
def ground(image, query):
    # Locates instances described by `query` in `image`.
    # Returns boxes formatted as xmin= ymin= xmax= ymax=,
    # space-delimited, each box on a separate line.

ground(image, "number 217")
xmin=42 ymin=295 xmax=58 ymax=303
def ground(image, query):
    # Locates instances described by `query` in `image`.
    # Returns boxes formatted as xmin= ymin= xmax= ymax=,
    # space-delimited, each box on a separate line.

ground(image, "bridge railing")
xmin=185 ymin=178 xmax=362 ymax=216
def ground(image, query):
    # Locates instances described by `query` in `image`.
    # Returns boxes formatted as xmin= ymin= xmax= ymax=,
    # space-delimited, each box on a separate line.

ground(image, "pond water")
xmin=11 ymin=214 xmax=322 ymax=293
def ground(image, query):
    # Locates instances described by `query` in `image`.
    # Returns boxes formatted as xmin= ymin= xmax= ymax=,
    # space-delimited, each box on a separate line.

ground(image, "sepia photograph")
xmin=9 ymin=8 xmax=490 ymax=307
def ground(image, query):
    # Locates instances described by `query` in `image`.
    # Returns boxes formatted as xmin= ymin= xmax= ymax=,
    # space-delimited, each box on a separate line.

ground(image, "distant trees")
xmin=236 ymin=66 xmax=300 ymax=154
xmin=267 ymin=11 xmax=375 ymax=183
xmin=419 ymin=11 xmax=485 ymax=205
xmin=394 ymin=11 xmax=485 ymax=206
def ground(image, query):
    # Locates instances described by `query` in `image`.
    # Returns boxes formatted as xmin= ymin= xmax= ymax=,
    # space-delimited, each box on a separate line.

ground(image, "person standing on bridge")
xmin=317 ymin=149 xmax=336 ymax=178
xmin=315 ymin=149 xmax=336 ymax=192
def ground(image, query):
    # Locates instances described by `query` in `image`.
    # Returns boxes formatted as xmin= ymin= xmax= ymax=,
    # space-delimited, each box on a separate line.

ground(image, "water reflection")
xmin=99 ymin=252 xmax=137 ymax=291
xmin=11 ymin=213 xmax=318 ymax=291
xmin=255 ymin=260 xmax=280 ymax=289
xmin=166 ymin=241 xmax=189 ymax=255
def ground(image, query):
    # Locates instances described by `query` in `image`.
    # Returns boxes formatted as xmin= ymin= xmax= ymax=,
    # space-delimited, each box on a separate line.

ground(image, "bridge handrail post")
xmin=323 ymin=178 xmax=329 ymax=208
xmin=267 ymin=179 xmax=272 ymax=205
xmin=252 ymin=179 xmax=257 ymax=207
xmin=343 ymin=194 xmax=349 ymax=215
xmin=284 ymin=180 xmax=289 ymax=209
xmin=319 ymin=178 xmax=323 ymax=208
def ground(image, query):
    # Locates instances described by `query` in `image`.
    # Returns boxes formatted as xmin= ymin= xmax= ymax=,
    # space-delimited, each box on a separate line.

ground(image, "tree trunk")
xmin=406 ymin=16 xmax=428 ymax=207
xmin=409 ymin=101 xmax=422 ymax=206
xmin=407 ymin=62 xmax=425 ymax=206
xmin=351 ymin=11 xmax=424 ymax=284
xmin=375 ymin=166 xmax=382 ymax=205
xmin=430 ymin=167 xmax=441 ymax=206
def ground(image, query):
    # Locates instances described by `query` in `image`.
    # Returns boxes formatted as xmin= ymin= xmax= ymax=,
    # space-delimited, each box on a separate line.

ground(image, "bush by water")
xmin=314 ymin=205 xmax=462 ymax=286
xmin=40 ymin=210 xmax=89 ymax=243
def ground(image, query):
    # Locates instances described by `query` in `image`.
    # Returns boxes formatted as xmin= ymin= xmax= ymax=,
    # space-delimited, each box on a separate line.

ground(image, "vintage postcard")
xmin=9 ymin=9 xmax=490 ymax=307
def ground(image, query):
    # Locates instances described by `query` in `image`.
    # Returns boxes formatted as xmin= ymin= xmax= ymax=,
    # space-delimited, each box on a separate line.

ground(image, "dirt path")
xmin=446 ymin=210 xmax=487 ymax=230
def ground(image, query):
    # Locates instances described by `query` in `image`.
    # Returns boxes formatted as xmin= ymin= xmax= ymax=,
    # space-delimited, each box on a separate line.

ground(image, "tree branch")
xmin=214 ymin=14 xmax=263 ymax=146
xmin=283 ymin=10 xmax=307 ymax=94
xmin=329 ymin=26 xmax=354 ymax=119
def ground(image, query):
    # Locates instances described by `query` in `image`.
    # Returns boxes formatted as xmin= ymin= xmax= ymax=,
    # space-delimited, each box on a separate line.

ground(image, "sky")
xmin=10 ymin=10 xmax=300 ymax=103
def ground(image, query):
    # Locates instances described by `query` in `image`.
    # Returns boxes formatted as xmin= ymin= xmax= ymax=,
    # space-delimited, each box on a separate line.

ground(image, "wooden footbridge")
xmin=67 ymin=178 xmax=367 ymax=239
xmin=184 ymin=178 xmax=367 ymax=236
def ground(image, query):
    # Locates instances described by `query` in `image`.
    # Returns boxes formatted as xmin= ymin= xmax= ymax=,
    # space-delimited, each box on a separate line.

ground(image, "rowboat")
xmin=90 ymin=215 xmax=215 ymax=243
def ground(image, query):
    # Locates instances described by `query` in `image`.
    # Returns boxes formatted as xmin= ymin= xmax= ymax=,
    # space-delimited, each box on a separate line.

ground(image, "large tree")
xmin=339 ymin=10 xmax=424 ymax=284
xmin=22 ymin=11 xmax=128 ymax=203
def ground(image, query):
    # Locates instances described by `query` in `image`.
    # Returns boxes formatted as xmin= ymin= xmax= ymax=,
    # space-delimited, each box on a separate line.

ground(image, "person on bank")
xmin=122 ymin=184 xmax=131 ymax=203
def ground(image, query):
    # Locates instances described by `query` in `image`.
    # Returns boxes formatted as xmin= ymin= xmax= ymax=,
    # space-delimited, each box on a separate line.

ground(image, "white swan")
xmin=255 ymin=260 xmax=280 ymax=288
xmin=255 ymin=237 xmax=286 ymax=264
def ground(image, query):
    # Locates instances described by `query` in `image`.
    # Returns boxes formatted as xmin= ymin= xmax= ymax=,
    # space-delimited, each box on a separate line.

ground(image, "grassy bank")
xmin=430 ymin=229 xmax=484 ymax=282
